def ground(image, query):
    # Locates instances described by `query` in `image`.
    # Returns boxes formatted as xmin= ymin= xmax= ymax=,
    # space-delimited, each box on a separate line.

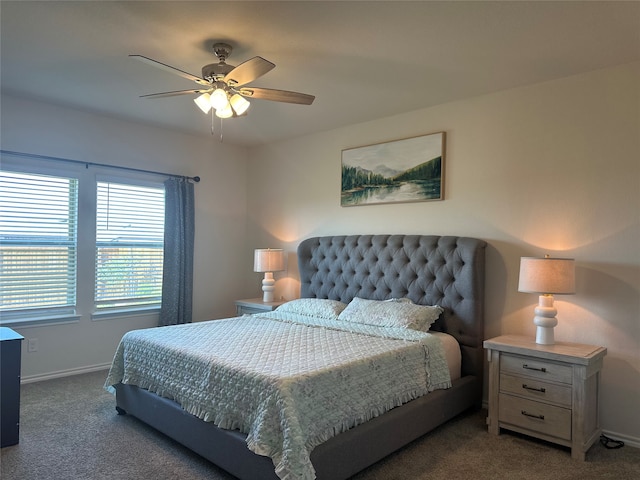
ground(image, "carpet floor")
xmin=1 ymin=370 xmax=638 ymax=479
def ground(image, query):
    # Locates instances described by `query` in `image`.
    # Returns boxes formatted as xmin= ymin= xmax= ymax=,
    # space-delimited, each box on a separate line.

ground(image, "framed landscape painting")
xmin=341 ymin=131 xmax=445 ymax=206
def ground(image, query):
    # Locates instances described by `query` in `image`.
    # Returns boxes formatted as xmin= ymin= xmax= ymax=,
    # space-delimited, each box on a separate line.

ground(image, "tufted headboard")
xmin=297 ymin=235 xmax=487 ymax=378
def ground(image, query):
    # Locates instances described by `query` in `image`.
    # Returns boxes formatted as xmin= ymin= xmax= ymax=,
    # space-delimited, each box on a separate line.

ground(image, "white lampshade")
xmin=254 ymin=249 xmax=285 ymax=273
xmin=194 ymin=93 xmax=212 ymax=114
xmin=518 ymin=257 xmax=575 ymax=294
xmin=518 ymin=256 xmax=575 ymax=345
xmin=210 ymin=88 xmax=229 ymax=110
xmin=229 ymin=93 xmax=250 ymax=115
xmin=254 ymin=248 xmax=285 ymax=303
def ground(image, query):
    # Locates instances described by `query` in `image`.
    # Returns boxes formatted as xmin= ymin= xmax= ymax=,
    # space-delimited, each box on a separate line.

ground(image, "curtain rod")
xmin=0 ymin=150 xmax=200 ymax=183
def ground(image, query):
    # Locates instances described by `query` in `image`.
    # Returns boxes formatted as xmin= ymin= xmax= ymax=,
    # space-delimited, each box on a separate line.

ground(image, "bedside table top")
xmin=235 ymin=298 xmax=286 ymax=309
xmin=483 ymin=335 xmax=606 ymax=365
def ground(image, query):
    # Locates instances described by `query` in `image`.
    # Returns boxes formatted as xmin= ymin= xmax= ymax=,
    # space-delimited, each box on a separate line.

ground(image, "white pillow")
xmin=276 ymin=298 xmax=347 ymax=319
xmin=337 ymin=297 xmax=443 ymax=332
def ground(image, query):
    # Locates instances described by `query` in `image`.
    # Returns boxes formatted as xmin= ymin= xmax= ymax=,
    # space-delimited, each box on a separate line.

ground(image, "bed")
xmin=107 ymin=234 xmax=486 ymax=480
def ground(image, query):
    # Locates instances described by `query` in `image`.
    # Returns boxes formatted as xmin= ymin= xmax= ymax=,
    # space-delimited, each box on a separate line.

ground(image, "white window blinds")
xmin=0 ymin=171 xmax=78 ymax=313
xmin=95 ymin=181 xmax=165 ymax=309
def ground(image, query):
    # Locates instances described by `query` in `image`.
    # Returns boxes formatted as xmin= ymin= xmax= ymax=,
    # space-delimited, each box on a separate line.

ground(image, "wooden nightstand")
xmin=235 ymin=297 xmax=285 ymax=315
xmin=484 ymin=335 xmax=606 ymax=460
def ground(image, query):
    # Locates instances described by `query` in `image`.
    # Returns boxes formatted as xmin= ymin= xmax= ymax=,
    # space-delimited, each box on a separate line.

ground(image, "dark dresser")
xmin=1 ymin=327 xmax=24 ymax=447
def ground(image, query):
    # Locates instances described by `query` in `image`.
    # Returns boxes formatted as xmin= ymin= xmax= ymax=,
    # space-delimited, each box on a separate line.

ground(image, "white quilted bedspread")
xmin=105 ymin=312 xmax=451 ymax=480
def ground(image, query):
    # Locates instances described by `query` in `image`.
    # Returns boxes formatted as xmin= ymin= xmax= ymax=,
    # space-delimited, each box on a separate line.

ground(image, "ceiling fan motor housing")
xmin=202 ymin=43 xmax=235 ymax=82
xmin=202 ymin=62 xmax=234 ymax=82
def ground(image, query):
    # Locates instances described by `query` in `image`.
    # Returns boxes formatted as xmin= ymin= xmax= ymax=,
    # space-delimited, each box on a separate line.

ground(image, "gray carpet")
xmin=1 ymin=370 xmax=638 ymax=480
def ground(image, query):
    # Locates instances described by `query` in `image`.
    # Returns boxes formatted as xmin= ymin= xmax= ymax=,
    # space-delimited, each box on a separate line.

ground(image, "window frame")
xmin=94 ymin=175 xmax=165 ymax=313
xmin=0 ymin=155 xmax=166 ymax=327
xmin=0 ymin=170 xmax=79 ymax=313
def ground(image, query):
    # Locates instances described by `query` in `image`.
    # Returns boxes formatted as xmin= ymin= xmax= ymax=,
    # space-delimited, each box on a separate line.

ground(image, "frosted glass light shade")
xmin=194 ymin=93 xmax=212 ymax=114
xmin=215 ymin=103 xmax=233 ymax=118
xmin=210 ymin=88 xmax=229 ymax=110
xmin=230 ymin=93 xmax=250 ymax=115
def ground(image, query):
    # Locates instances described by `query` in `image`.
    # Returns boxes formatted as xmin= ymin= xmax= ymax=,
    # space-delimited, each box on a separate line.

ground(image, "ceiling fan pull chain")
xmin=210 ymin=109 xmax=215 ymax=136
xmin=219 ymin=118 xmax=224 ymax=143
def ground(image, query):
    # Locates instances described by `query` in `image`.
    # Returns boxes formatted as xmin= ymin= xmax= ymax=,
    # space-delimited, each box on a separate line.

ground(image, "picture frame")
xmin=341 ymin=131 xmax=445 ymax=206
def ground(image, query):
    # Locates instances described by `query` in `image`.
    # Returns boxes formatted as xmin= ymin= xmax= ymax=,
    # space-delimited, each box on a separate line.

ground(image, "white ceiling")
xmin=2 ymin=1 xmax=639 ymax=147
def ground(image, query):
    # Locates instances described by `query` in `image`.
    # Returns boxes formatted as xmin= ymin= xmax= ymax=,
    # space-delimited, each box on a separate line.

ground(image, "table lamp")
xmin=518 ymin=255 xmax=575 ymax=345
xmin=254 ymin=248 xmax=285 ymax=302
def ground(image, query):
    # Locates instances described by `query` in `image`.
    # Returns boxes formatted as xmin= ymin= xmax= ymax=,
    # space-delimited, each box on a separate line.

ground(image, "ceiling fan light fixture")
xmin=132 ymin=42 xmax=314 ymax=127
xmin=210 ymin=88 xmax=230 ymax=110
xmin=215 ymin=103 xmax=233 ymax=119
xmin=229 ymin=93 xmax=250 ymax=115
xmin=194 ymin=93 xmax=212 ymax=114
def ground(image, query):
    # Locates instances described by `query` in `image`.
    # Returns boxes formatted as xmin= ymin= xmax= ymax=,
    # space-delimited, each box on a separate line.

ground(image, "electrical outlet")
xmin=28 ymin=338 xmax=39 ymax=352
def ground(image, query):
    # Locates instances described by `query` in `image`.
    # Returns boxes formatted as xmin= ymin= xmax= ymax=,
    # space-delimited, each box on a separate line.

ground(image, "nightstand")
xmin=484 ymin=335 xmax=606 ymax=460
xmin=235 ymin=297 xmax=285 ymax=315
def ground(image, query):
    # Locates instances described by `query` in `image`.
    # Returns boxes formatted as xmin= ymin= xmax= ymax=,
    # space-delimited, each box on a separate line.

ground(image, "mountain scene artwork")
xmin=341 ymin=132 xmax=445 ymax=206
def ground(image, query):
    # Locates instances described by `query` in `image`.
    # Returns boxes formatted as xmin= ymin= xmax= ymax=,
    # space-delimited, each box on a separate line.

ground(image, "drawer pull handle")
xmin=521 ymin=410 xmax=545 ymax=420
xmin=522 ymin=364 xmax=546 ymax=373
xmin=522 ymin=384 xmax=546 ymax=393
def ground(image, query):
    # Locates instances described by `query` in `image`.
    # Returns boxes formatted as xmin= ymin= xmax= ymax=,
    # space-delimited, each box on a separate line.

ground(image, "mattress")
xmin=105 ymin=313 xmax=452 ymax=479
xmin=431 ymin=332 xmax=461 ymax=381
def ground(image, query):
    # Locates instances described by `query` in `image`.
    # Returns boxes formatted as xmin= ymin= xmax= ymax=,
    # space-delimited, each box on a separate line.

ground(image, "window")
xmin=0 ymin=160 xmax=166 ymax=325
xmin=95 ymin=181 xmax=165 ymax=310
xmin=0 ymin=171 xmax=78 ymax=316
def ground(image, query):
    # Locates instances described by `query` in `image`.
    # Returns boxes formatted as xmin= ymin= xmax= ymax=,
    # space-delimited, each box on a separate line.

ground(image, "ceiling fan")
xmin=130 ymin=42 xmax=315 ymax=120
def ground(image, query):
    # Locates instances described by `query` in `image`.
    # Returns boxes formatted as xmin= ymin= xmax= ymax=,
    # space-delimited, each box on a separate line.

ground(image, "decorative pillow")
xmin=276 ymin=298 xmax=348 ymax=319
xmin=337 ymin=297 xmax=443 ymax=331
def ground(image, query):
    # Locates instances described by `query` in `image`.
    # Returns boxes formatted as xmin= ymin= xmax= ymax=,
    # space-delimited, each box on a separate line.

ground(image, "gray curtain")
xmin=159 ymin=177 xmax=195 ymax=326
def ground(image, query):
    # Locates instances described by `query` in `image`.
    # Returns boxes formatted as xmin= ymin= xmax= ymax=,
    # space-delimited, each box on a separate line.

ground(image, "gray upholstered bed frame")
xmin=114 ymin=234 xmax=487 ymax=479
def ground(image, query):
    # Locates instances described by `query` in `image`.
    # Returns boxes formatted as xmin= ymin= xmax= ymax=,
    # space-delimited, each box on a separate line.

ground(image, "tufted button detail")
xmin=298 ymin=233 xmax=485 ymax=354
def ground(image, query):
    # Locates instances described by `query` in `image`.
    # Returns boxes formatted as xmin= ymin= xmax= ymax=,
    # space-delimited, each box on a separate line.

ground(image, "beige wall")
xmin=1 ymin=95 xmax=249 ymax=380
xmin=246 ymin=62 xmax=640 ymax=443
xmin=1 ymin=62 xmax=638 ymax=444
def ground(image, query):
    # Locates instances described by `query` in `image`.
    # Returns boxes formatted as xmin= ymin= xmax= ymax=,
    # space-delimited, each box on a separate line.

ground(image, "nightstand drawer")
xmin=500 ymin=373 xmax=572 ymax=406
xmin=499 ymin=394 xmax=571 ymax=440
xmin=501 ymin=353 xmax=573 ymax=385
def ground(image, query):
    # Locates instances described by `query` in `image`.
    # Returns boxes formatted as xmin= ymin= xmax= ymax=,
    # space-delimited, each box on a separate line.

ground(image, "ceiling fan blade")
xmin=140 ymin=89 xmax=210 ymax=99
xmin=238 ymin=87 xmax=315 ymax=105
xmin=130 ymin=55 xmax=209 ymax=85
xmin=224 ymin=57 xmax=275 ymax=87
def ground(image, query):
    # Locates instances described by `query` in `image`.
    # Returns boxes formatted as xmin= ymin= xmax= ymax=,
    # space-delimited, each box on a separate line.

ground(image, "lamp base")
xmin=533 ymin=294 xmax=558 ymax=345
xmin=535 ymin=325 xmax=555 ymax=345
xmin=262 ymin=272 xmax=275 ymax=303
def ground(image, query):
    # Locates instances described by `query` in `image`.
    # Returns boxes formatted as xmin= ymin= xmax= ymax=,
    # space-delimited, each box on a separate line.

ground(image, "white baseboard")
xmin=21 ymin=363 xmax=111 ymax=384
